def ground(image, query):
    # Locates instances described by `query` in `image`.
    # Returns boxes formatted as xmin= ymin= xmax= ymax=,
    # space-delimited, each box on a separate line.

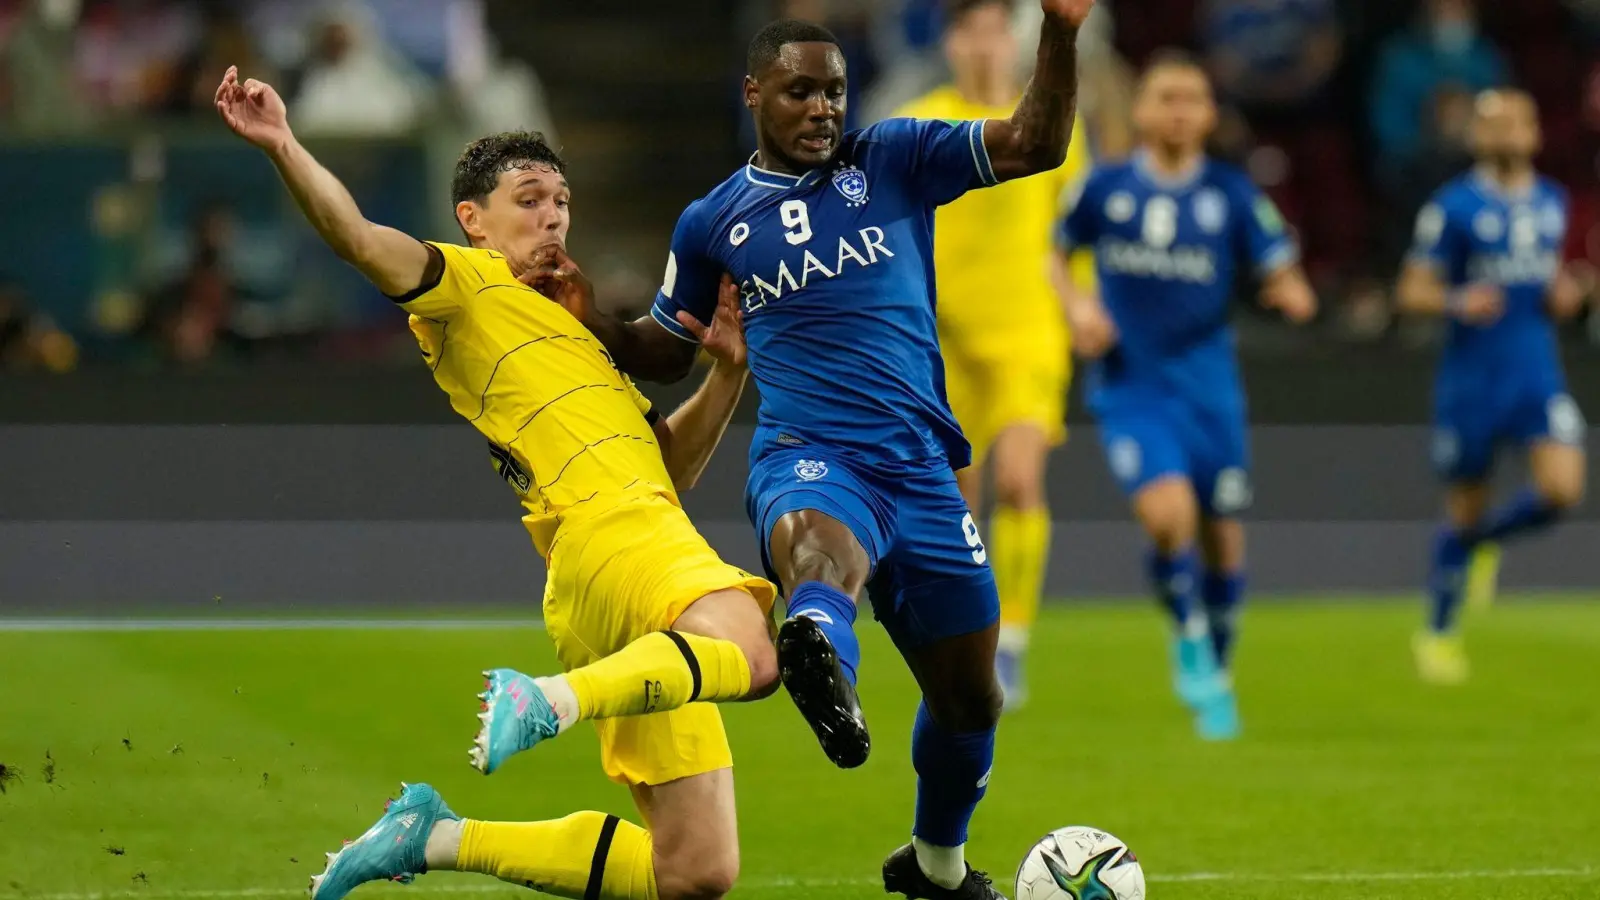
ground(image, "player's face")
xmin=1472 ymin=91 xmax=1541 ymax=165
xmin=747 ymin=41 xmax=847 ymax=172
xmin=1134 ymin=66 xmax=1217 ymax=154
xmin=944 ymin=3 xmax=1017 ymax=87
xmin=465 ymin=165 xmax=571 ymax=266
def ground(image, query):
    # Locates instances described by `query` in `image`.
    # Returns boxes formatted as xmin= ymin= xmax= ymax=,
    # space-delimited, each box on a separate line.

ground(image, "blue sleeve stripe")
xmin=650 ymin=301 xmax=700 ymax=343
xmin=1257 ymin=242 xmax=1299 ymax=276
xmin=969 ymin=120 xmax=998 ymax=186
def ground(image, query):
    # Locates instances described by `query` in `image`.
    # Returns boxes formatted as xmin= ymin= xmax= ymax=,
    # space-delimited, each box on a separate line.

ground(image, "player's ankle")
xmin=912 ymin=836 xmax=966 ymax=890
xmin=534 ymin=675 xmax=580 ymax=734
xmin=424 ymin=818 xmax=466 ymax=871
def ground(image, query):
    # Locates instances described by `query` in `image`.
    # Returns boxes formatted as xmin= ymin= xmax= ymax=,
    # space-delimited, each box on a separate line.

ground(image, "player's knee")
xmin=655 ymin=843 xmax=739 ymax=900
xmin=741 ymin=637 xmax=781 ymax=700
xmin=927 ymin=677 xmax=1003 ymax=733
xmin=1539 ymin=475 xmax=1585 ymax=512
xmin=994 ymin=466 xmax=1045 ymax=511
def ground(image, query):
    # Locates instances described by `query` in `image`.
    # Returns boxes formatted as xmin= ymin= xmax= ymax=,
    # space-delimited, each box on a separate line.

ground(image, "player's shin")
xmin=1145 ymin=548 xmax=1202 ymax=635
xmin=1427 ymin=527 xmax=1472 ymax=634
xmin=992 ymin=505 xmax=1052 ymax=651
xmin=910 ymin=701 xmax=995 ymax=890
xmin=562 ymin=631 xmax=754 ymax=725
xmin=450 ymin=813 xmax=659 ymax=900
xmin=1201 ymin=570 xmax=1244 ymax=668
xmin=786 ymin=581 xmax=861 ymax=685
xmin=1474 ymin=487 xmax=1563 ymax=545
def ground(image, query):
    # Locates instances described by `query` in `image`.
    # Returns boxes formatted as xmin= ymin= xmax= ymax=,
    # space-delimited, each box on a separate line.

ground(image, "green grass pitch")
xmin=2 ymin=598 xmax=1599 ymax=899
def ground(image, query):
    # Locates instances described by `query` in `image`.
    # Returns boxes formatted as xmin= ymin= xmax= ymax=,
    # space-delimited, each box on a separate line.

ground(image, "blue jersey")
xmin=1409 ymin=170 xmax=1568 ymax=385
xmin=1054 ymin=152 xmax=1296 ymax=416
xmin=650 ymin=117 xmax=1001 ymax=470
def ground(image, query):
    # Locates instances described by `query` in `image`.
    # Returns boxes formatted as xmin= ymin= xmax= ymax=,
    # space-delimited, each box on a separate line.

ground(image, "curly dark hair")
xmin=450 ymin=131 xmax=567 ymax=206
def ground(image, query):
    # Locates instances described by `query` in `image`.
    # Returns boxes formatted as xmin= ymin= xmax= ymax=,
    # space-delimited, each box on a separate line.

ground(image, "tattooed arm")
xmin=983 ymin=0 xmax=1096 ymax=182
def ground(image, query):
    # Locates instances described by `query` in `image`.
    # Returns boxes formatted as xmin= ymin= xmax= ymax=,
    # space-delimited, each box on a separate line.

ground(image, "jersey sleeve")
xmin=386 ymin=241 xmax=487 ymax=320
xmin=1054 ymin=170 xmax=1102 ymax=253
xmin=1231 ymin=178 xmax=1298 ymax=275
xmin=648 ymin=202 xmax=720 ymax=344
xmin=865 ymin=117 xmax=998 ymax=207
xmin=1406 ymin=197 xmax=1466 ymax=272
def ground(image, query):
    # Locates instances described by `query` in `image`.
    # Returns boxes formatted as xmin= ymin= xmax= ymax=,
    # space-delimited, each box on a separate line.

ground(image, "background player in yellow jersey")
xmin=896 ymin=0 xmax=1095 ymax=711
xmin=215 ymin=66 xmax=824 ymax=900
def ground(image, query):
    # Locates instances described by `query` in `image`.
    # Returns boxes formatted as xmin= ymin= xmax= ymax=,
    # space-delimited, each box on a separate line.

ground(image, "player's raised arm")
xmin=214 ymin=66 xmax=432 ymax=298
xmin=649 ymin=277 xmax=750 ymax=491
xmin=982 ymin=0 xmax=1097 ymax=182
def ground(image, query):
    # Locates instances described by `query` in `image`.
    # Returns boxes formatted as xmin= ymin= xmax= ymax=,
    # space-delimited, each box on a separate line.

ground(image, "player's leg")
xmin=1416 ymin=479 xmax=1491 ymax=684
xmin=1196 ymin=515 xmax=1245 ymax=669
xmin=752 ymin=449 xmax=884 ymax=768
xmin=988 ymin=422 xmax=1054 ymax=712
xmin=473 ymin=499 xmax=780 ymax=774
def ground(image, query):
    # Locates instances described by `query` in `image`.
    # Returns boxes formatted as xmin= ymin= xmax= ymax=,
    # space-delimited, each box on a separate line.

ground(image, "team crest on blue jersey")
xmin=1194 ymin=189 xmax=1227 ymax=234
xmin=832 ymin=166 xmax=869 ymax=207
xmin=794 ymin=459 xmax=829 ymax=481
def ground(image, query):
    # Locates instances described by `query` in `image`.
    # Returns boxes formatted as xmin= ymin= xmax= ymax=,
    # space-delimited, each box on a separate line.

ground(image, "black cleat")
xmin=775 ymin=614 xmax=870 ymax=768
xmin=882 ymin=844 xmax=1006 ymax=900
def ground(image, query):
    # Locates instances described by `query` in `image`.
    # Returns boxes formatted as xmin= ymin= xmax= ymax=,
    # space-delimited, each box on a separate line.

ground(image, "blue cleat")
xmin=470 ymin=667 xmax=560 ymax=775
xmin=1171 ymin=631 xmax=1222 ymax=709
xmin=1196 ymin=677 xmax=1241 ymax=741
xmin=308 ymin=782 xmax=458 ymax=900
xmin=996 ymin=646 xmax=1028 ymax=713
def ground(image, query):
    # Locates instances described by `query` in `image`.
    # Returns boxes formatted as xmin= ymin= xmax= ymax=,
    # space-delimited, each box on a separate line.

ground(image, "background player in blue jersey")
xmin=527 ymin=4 xmax=1098 ymax=898
xmin=1052 ymin=53 xmax=1316 ymax=741
xmin=1397 ymin=89 xmax=1590 ymax=686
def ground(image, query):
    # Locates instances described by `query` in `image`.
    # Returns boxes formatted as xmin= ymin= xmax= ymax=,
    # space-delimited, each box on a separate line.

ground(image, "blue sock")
xmin=786 ymin=581 xmax=861 ymax=686
xmin=1476 ymin=487 xmax=1561 ymax=545
xmin=1427 ymin=527 xmax=1471 ymax=634
xmin=910 ymin=701 xmax=995 ymax=847
xmin=1201 ymin=570 xmax=1245 ymax=668
xmin=1145 ymin=548 xmax=1199 ymax=631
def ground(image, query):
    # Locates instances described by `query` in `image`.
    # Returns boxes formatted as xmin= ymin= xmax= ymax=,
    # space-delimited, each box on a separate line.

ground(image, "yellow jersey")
xmin=398 ymin=242 xmax=674 ymax=557
xmin=895 ymin=87 xmax=1094 ymax=353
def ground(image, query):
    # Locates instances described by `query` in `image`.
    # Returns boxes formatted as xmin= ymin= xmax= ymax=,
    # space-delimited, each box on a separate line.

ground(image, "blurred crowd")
xmin=2 ymin=0 xmax=1598 ymax=371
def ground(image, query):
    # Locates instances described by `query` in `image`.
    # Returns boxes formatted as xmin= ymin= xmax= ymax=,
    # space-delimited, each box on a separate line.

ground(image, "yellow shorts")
xmin=942 ymin=340 xmax=1071 ymax=468
xmin=541 ymin=492 xmax=776 ymax=787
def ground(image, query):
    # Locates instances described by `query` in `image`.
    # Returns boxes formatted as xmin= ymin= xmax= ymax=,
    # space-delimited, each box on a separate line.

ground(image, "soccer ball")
xmin=1015 ymin=826 xmax=1146 ymax=900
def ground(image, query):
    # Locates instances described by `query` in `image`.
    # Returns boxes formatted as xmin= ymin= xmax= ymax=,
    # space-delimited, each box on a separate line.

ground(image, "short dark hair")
xmin=747 ymin=19 xmax=841 ymax=76
xmin=450 ymin=131 xmax=566 ymax=206
xmin=944 ymin=0 xmax=1013 ymax=27
xmin=1140 ymin=48 xmax=1205 ymax=83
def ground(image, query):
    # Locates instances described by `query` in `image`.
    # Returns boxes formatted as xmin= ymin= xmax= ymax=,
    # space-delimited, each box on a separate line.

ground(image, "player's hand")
xmin=1265 ymin=280 xmax=1318 ymax=324
xmin=1548 ymin=262 xmax=1594 ymax=321
xmin=1067 ymin=298 xmax=1117 ymax=359
xmin=214 ymin=66 xmax=292 ymax=154
xmin=1450 ymin=284 xmax=1504 ymax=325
xmin=523 ymin=244 xmax=596 ymax=323
xmin=1041 ymin=0 xmax=1096 ymax=27
xmin=678 ymin=275 xmax=747 ymax=369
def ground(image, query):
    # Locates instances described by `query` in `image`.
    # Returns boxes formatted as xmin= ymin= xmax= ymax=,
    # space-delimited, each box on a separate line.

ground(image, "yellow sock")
xmin=565 ymin=631 xmax=752 ymax=722
xmin=992 ymin=505 xmax=1052 ymax=642
xmin=457 ymin=813 xmax=658 ymax=900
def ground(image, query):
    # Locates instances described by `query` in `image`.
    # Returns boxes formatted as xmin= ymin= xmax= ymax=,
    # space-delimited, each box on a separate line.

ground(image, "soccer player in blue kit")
xmin=527 ymin=3 xmax=1098 ymax=897
xmin=1399 ymin=89 xmax=1590 ymax=685
xmin=1051 ymin=53 xmax=1316 ymax=740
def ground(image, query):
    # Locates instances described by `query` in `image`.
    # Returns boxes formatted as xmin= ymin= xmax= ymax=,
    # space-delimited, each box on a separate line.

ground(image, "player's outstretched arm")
xmin=1052 ymin=249 xmax=1116 ymax=359
xmin=983 ymin=0 xmax=1096 ymax=182
xmin=525 ymin=246 xmax=699 ymax=383
xmin=1397 ymin=261 xmax=1503 ymax=324
xmin=213 ymin=66 xmax=431 ymax=297
xmin=1260 ymin=265 xmax=1317 ymax=324
xmin=651 ymin=277 xmax=749 ymax=491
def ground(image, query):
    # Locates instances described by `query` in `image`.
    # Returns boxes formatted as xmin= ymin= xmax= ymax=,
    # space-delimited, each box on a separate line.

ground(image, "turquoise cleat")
xmin=1171 ymin=631 xmax=1223 ymax=709
xmin=470 ymin=667 xmax=561 ymax=775
xmin=308 ymin=782 xmax=458 ymax=900
xmin=1196 ymin=676 xmax=1241 ymax=741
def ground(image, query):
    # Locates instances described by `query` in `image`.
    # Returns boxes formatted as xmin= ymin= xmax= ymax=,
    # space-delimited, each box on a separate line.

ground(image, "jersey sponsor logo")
xmin=1473 ymin=210 xmax=1504 ymax=242
xmin=1106 ymin=191 xmax=1137 ymax=223
xmin=1467 ymin=250 xmax=1559 ymax=286
xmin=742 ymin=227 xmax=897 ymax=311
xmin=794 ymin=459 xmax=828 ymax=481
xmin=1100 ymin=238 xmax=1217 ymax=283
xmin=1194 ymin=188 xmax=1228 ymax=234
xmin=831 ymin=165 xmax=870 ymax=207
xmin=730 ymin=222 xmax=751 ymax=246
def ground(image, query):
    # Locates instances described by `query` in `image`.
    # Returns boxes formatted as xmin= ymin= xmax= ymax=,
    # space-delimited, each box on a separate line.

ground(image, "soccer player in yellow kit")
xmin=897 ymin=0 xmax=1094 ymax=711
xmin=215 ymin=66 xmax=803 ymax=900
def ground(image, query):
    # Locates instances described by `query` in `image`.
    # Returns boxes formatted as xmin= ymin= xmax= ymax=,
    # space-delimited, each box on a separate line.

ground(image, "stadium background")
xmin=0 ymin=0 xmax=1596 ymax=610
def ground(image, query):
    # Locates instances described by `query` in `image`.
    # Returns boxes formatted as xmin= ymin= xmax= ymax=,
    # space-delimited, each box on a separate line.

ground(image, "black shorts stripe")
xmin=662 ymin=631 xmax=702 ymax=703
xmin=583 ymin=814 xmax=621 ymax=900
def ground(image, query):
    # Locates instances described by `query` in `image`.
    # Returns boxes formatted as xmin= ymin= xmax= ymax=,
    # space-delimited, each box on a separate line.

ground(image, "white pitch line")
xmin=1 ymin=868 xmax=1594 ymax=899
xmin=0 ymin=618 xmax=543 ymax=633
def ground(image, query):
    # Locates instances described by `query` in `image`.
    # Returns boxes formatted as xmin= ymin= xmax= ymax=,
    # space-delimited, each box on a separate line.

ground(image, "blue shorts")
xmin=1433 ymin=384 xmax=1586 ymax=483
xmin=745 ymin=447 xmax=999 ymax=650
xmin=1097 ymin=401 xmax=1253 ymax=518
